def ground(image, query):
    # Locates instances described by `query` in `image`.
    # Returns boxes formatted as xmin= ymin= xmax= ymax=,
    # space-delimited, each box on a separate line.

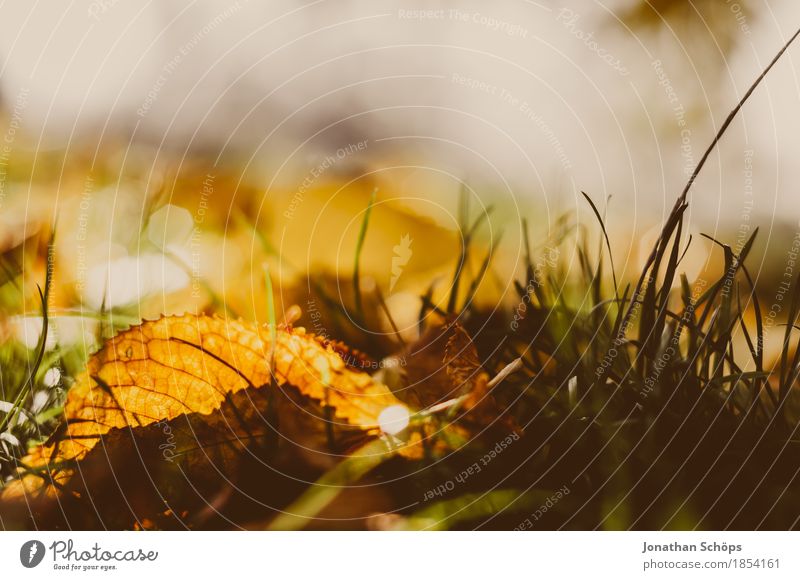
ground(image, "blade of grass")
xmin=374 ymin=284 xmax=407 ymax=349
xmin=581 ymin=191 xmax=618 ymax=297
xmin=461 ymin=234 xmax=502 ymax=314
xmin=620 ymin=27 xmax=800 ymax=342
xmin=353 ymin=188 xmax=377 ymax=318
xmin=397 ymin=489 xmax=567 ymax=531
xmin=448 ymin=188 xmax=470 ymax=314
xmin=266 ymin=437 xmax=391 ymax=530
xmin=263 ymin=263 xmax=277 ymax=382
xmin=0 ymin=286 xmax=48 ymax=434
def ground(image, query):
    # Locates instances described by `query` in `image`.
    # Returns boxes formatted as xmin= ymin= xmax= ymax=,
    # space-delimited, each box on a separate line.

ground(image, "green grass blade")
xmin=353 ymin=188 xmax=377 ymax=318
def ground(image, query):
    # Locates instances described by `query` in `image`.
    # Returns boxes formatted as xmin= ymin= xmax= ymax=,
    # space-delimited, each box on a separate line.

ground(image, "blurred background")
xmin=0 ymin=0 xmax=799 ymax=341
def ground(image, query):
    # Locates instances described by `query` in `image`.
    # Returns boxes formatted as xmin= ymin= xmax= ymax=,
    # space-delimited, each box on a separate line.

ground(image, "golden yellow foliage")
xmin=5 ymin=314 xmax=406 ymax=498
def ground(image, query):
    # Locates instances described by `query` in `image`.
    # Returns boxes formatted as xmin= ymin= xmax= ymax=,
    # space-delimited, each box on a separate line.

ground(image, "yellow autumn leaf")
xmin=4 ymin=314 xmax=408 ymax=498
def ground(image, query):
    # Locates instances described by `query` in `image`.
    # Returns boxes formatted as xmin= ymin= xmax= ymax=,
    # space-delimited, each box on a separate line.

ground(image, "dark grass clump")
xmin=386 ymin=27 xmax=800 ymax=530
xmin=462 ymin=212 xmax=800 ymax=530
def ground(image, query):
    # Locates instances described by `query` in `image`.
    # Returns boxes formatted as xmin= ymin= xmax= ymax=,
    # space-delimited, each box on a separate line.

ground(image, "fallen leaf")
xmin=444 ymin=323 xmax=486 ymax=396
xmin=3 ymin=314 xmax=407 ymax=499
xmin=444 ymin=323 xmax=522 ymax=435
